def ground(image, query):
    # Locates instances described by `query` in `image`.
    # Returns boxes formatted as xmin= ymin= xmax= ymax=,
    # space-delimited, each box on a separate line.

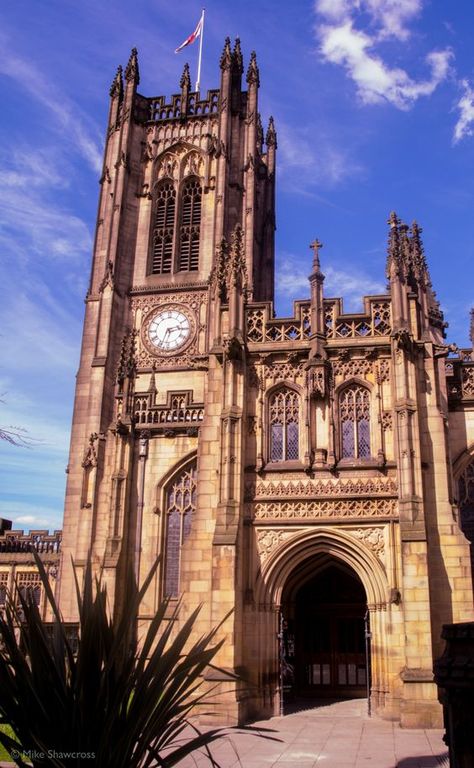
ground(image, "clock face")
xmin=148 ymin=308 xmax=191 ymax=352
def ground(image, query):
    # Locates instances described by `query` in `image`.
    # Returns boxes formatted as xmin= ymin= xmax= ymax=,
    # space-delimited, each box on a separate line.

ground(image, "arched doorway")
xmin=252 ymin=527 xmax=389 ymax=720
xmin=282 ymin=557 xmax=368 ymax=698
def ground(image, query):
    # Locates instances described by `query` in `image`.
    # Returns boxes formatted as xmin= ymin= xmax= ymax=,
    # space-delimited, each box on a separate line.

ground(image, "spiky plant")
xmin=0 ymin=556 xmax=232 ymax=767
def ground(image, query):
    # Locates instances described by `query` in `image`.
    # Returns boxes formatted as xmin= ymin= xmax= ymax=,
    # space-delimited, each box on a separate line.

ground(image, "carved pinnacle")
xmin=310 ymin=239 xmax=323 ymax=270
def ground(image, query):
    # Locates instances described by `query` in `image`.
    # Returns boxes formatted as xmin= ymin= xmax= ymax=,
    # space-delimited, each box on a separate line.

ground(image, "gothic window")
xmin=458 ymin=460 xmax=474 ymax=538
xmin=164 ymin=461 xmax=197 ymax=597
xmin=339 ymin=385 xmax=371 ymax=459
xmin=0 ymin=572 xmax=8 ymax=607
xmin=16 ymin=572 xmax=42 ymax=608
xmin=269 ymin=389 xmax=300 ymax=462
xmin=152 ymin=180 xmax=176 ymax=274
xmin=178 ymin=177 xmax=201 ymax=272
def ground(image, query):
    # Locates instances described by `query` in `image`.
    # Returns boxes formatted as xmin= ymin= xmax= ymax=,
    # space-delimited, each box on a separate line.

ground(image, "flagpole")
xmin=196 ymin=9 xmax=205 ymax=92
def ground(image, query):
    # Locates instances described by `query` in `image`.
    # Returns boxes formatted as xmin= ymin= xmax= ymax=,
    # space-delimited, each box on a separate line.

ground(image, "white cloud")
xmin=0 ymin=47 xmax=103 ymax=172
xmin=453 ymin=79 xmax=474 ymax=144
xmin=314 ymin=1 xmax=452 ymax=110
xmin=275 ymin=254 xmax=385 ymax=310
xmin=315 ymin=0 xmax=422 ymax=40
xmin=277 ymin=121 xmax=364 ymax=190
xmin=0 ymin=503 xmax=64 ymax=532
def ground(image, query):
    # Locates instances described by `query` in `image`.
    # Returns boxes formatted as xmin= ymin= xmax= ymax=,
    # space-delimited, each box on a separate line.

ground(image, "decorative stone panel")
xmin=252 ymin=498 xmax=397 ymax=520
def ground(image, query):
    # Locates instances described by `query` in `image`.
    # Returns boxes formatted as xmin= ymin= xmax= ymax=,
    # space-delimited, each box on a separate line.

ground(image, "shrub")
xmin=0 ymin=556 xmax=232 ymax=767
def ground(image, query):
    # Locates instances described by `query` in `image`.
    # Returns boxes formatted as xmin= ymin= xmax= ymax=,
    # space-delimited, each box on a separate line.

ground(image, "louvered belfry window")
xmin=269 ymin=389 xmax=300 ymax=462
xmin=340 ymin=385 xmax=371 ymax=459
xmin=164 ymin=461 xmax=197 ymax=598
xmin=152 ymin=181 xmax=175 ymax=274
xmin=178 ymin=177 xmax=201 ymax=271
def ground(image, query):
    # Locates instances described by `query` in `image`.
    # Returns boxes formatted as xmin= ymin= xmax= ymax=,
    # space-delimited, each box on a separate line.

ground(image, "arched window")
xmin=152 ymin=180 xmax=176 ymax=274
xmin=339 ymin=385 xmax=371 ymax=459
xmin=164 ymin=461 xmax=197 ymax=597
xmin=269 ymin=389 xmax=300 ymax=461
xmin=178 ymin=177 xmax=201 ymax=271
xmin=458 ymin=460 xmax=474 ymax=539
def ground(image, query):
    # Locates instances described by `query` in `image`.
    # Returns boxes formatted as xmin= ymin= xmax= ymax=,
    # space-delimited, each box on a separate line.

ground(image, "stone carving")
xmin=98 ymin=259 xmax=115 ymax=293
xmin=131 ymin=290 xmax=207 ymax=315
xmin=332 ymin=356 xmax=390 ymax=382
xmin=263 ymin=361 xmax=305 ymax=382
xmin=349 ymin=526 xmax=386 ymax=562
xmin=146 ymin=118 xmax=219 ymax=159
xmin=247 ymin=416 xmax=257 ymax=435
xmin=252 ymin=498 xmax=397 ymax=520
xmin=307 ymin=367 xmax=327 ymax=398
xmin=381 ymin=411 xmax=393 ymax=431
xmin=247 ymin=476 xmax=397 ymax=500
xmin=81 ymin=432 xmax=104 ymax=469
xmin=462 ymin=367 xmax=474 ymax=397
xmin=256 ymin=529 xmax=296 ymax=562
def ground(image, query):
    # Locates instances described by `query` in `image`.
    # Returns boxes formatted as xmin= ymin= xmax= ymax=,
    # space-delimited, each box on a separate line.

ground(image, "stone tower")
xmin=59 ymin=43 xmax=474 ymax=728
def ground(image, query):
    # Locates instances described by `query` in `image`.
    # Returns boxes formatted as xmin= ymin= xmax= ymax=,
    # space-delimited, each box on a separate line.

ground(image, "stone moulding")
xmin=245 ymin=476 xmax=398 ymax=501
xmin=250 ymin=497 xmax=397 ymax=520
xmin=255 ymin=524 xmax=387 ymax=564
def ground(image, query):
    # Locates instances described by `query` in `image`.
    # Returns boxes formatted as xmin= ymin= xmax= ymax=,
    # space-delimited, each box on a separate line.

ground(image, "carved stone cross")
xmin=310 ymin=238 xmax=323 ymax=269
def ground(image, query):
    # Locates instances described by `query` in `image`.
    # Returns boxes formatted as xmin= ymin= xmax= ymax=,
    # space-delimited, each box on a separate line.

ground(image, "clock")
xmin=147 ymin=307 xmax=192 ymax=353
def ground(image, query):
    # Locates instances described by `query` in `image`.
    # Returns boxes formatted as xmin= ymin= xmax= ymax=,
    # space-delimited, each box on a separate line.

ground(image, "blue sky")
xmin=1 ymin=0 xmax=474 ymax=532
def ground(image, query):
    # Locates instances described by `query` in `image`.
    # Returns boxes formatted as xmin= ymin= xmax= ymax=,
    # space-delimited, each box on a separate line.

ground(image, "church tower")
xmin=60 ymin=41 xmax=474 ymax=728
xmin=59 ymin=41 xmax=276 ymax=719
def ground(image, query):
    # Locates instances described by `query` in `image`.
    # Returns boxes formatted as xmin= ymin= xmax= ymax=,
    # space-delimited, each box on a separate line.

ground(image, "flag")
xmin=175 ymin=14 xmax=204 ymax=53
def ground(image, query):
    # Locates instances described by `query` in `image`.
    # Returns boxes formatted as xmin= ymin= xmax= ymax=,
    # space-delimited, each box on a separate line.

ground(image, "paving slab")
xmin=174 ymin=698 xmax=448 ymax=768
xmin=0 ymin=699 xmax=448 ymax=768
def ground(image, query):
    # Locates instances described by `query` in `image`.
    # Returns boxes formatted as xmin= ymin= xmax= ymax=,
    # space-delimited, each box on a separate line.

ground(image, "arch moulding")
xmin=255 ymin=526 xmax=388 ymax=611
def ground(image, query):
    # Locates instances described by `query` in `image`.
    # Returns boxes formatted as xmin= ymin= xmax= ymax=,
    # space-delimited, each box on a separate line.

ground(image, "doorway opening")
xmin=281 ymin=557 xmax=369 ymax=699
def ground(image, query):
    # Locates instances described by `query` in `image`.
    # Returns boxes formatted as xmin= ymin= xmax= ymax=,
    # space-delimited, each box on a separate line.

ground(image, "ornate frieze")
xmin=246 ymin=476 xmax=397 ymax=501
xmin=331 ymin=355 xmax=390 ymax=382
xmin=252 ymin=498 xmax=397 ymax=520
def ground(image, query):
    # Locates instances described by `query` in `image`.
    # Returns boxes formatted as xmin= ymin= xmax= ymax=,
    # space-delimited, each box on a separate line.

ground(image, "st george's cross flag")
xmin=175 ymin=13 xmax=204 ymax=53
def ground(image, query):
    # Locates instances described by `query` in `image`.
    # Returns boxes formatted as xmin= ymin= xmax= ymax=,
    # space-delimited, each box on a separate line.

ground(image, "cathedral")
xmin=48 ymin=39 xmax=474 ymax=728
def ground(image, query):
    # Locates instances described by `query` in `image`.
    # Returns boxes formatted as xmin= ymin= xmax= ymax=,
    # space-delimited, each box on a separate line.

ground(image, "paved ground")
xmin=0 ymin=699 xmax=448 ymax=767
xmin=175 ymin=699 xmax=449 ymax=768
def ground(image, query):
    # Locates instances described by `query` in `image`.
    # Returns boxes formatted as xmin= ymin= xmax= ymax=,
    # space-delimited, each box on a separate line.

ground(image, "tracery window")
xmin=339 ymin=385 xmax=371 ymax=459
xmin=16 ymin=572 xmax=42 ymax=608
xmin=152 ymin=180 xmax=176 ymax=274
xmin=164 ymin=461 xmax=197 ymax=597
xmin=0 ymin=572 xmax=8 ymax=608
xmin=458 ymin=460 xmax=474 ymax=537
xmin=269 ymin=389 xmax=300 ymax=462
xmin=178 ymin=177 xmax=201 ymax=271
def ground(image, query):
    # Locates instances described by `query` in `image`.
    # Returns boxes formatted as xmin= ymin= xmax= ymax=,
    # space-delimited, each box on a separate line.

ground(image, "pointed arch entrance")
xmin=251 ymin=527 xmax=390 ymax=717
xmin=282 ymin=557 xmax=368 ymax=697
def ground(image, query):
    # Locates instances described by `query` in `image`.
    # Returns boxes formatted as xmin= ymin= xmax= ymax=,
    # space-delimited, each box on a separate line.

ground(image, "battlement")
xmin=0 ymin=529 xmax=62 ymax=554
xmin=147 ymin=89 xmax=220 ymax=122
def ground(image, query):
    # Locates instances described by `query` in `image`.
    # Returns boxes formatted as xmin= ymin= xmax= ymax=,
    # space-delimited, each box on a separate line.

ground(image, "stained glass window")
xmin=179 ymin=178 xmax=201 ymax=271
xmin=152 ymin=180 xmax=175 ymax=274
xmin=339 ymin=385 xmax=371 ymax=459
xmin=269 ymin=389 xmax=300 ymax=461
xmin=164 ymin=462 xmax=197 ymax=597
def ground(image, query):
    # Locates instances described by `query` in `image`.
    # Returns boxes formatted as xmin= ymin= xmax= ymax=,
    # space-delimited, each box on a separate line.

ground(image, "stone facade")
xmin=0 ymin=519 xmax=61 ymax=622
xmin=54 ymin=41 xmax=474 ymax=728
